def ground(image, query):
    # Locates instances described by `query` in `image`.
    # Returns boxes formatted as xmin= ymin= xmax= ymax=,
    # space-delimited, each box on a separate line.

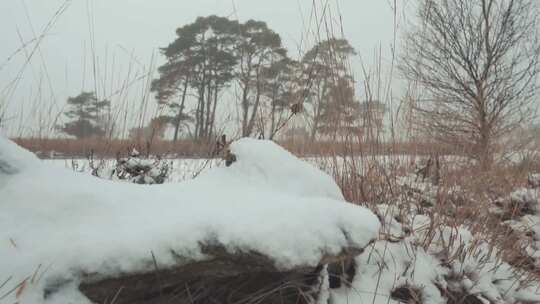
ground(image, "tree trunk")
xmin=173 ymin=80 xmax=189 ymax=142
xmin=197 ymin=79 xmax=206 ymax=140
xmin=203 ymin=76 xmax=213 ymax=139
xmin=310 ymin=84 xmax=325 ymax=143
xmin=269 ymin=100 xmax=277 ymax=140
xmin=246 ymin=74 xmax=263 ymax=137
xmin=241 ymin=79 xmax=250 ymax=137
xmin=478 ymin=126 xmax=492 ymax=170
xmin=210 ymin=84 xmax=219 ymax=139
xmin=241 ymin=60 xmax=254 ymax=137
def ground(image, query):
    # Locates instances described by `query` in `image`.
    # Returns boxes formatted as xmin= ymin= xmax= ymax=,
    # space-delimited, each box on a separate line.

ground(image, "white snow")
xmin=0 ymin=136 xmax=380 ymax=304
xmin=330 ymin=176 xmax=540 ymax=304
xmin=331 ymin=215 xmax=540 ymax=304
xmin=47 ymin=157 xmax=217 ymax=183
xmin=330 ymin=239 xmax=448 ymax=304
xmin=4 ymin=135 xmax=540 ymax=304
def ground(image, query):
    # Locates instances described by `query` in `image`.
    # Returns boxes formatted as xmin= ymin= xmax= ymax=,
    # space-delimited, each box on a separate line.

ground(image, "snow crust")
xmin=0 ymin=137 xmax=380 ymax=303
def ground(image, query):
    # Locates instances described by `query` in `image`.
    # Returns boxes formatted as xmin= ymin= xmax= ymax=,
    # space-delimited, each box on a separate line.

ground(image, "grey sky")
xmin=0 ymin=0 xmax=405 ymax=136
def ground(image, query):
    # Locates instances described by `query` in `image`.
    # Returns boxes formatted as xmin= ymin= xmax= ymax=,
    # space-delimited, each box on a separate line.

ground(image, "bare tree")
xmin=401 ymin=0 xmax=540 ymax=169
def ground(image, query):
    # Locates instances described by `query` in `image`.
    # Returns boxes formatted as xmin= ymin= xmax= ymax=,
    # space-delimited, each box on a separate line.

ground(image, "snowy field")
xmin=44 ymin=155 xmax=430 ymax=183
xmin=43 ymin=151 xmax=534 ymax=183
xmin=44 ymin=158 xmax=220 ymax=183
xmin=0 ymin=138 xmax=540 ymax=304
xmin=4 ymin=136 xmax=540 ymax=304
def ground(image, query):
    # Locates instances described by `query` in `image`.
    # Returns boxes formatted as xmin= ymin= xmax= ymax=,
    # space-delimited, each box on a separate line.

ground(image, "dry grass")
xmin=12 ymin=137 xmax=215 ymax=159
xmin=329 ymin=143 xmax=540 ymax=277
xmin=12 ymin=136 xmax=457 ymax=159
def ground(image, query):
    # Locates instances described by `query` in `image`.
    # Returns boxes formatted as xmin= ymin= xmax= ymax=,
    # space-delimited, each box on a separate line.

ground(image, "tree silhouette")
xmin=401 ymin=0 xmax=540 ymax=169
xmin=301 ymin=38 xmax=357 ymax=141
xmin=236 ymin=20 xmax=287 ymax=137
xmin=59 ymin=92 xmax=110 ymax=139
xmin=259 ymin=57 xmax=300 ymax=139
xmin=153 ymin=16 xmax=239 ymax=141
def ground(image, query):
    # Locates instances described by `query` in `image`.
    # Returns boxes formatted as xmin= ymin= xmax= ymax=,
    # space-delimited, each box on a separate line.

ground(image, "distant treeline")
xmin=13 ymin=137 xmax=457 ymax=159
xmin=56 ymin=15 xmax=387 ymax=145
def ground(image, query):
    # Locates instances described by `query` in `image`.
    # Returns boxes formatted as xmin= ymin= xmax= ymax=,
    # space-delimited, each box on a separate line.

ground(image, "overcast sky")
xmin=0 ymin=0 xmax=407 ymax=136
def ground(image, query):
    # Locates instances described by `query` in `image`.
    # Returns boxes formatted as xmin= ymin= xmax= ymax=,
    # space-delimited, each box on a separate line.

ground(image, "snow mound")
xmin=0 ymin=137 xmax=379 ymax=304
xmin=0 ymin=137 xmax=38 ymax=177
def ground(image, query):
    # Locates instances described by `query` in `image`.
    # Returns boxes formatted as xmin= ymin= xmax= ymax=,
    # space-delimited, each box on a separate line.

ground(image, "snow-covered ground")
xmin=44 ymin=155 xmax=436 ymax=184
xmin=3 ymin=136 xmax=540 ymax=304
xmin=0 ymin=136 xmax=380 ymax=304
xmin=44 ymin=158 xmax=219 ymax=183
xmin=334 ymin=175 xmax=540 ymax=304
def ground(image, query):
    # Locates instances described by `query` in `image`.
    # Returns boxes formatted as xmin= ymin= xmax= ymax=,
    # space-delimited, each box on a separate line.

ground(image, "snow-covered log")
xmin=0 ymin=137 xmax=379 ymax=304
xmin=78 ymin=244 xmax=364 ymax=304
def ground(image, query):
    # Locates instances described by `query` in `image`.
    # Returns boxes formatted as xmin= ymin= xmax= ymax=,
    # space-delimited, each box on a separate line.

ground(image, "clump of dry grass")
xmin=316 ymin=138 xmax=540 ymax=300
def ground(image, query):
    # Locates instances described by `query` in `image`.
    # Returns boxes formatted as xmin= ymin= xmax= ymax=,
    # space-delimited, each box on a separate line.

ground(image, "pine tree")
xmin=59 ymin=92 xmax=110 ymax=139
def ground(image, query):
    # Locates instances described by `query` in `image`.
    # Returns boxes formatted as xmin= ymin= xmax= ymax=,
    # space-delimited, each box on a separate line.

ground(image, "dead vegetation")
xmin=318 ymin=138 xmax=540 ymax=303
xmin=12 ymin=137 xmax=458 ymax=159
